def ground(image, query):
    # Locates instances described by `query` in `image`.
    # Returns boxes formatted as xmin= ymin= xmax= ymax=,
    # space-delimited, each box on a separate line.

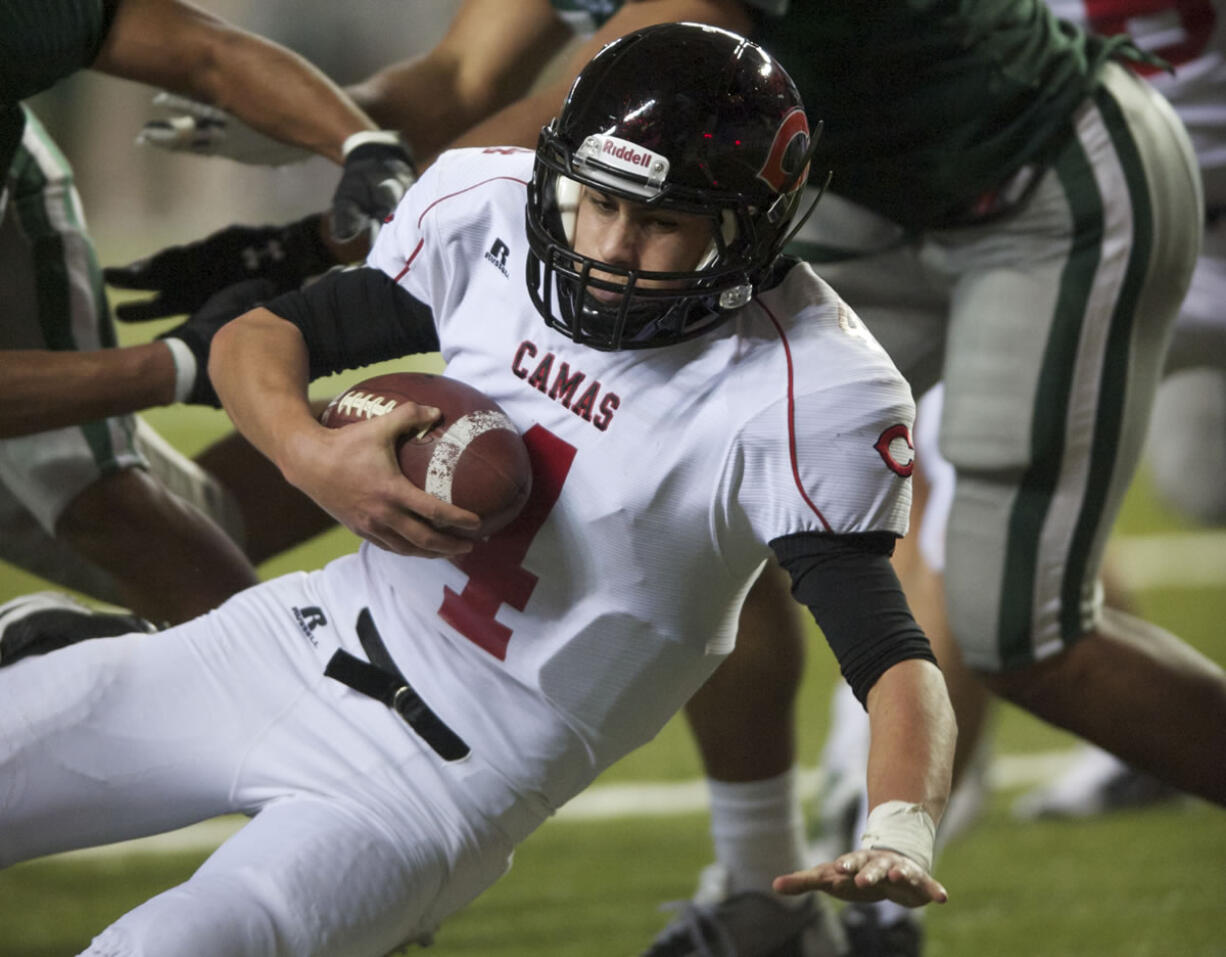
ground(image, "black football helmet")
xmin=526 ymin=22 xmax=820 ymax=351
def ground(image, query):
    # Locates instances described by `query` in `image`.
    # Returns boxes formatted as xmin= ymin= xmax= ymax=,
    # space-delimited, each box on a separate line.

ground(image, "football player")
xmin=802 ymin=1 xmax=1226 ymax=947
xmin=0 ymin=24 xmax=955 ymax=956
xmin=0 ymin=0 xmax=412 ymax=623
xmin=938 ymin=0 xmax=1226 ymax=827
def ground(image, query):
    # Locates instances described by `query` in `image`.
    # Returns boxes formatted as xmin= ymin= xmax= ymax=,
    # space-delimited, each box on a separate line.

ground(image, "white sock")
xmin=707 ymin=768 xmax=807 ymax=901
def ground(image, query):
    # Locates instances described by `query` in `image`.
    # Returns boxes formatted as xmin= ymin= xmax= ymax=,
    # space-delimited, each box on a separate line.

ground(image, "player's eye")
xmin=645 ymin=216 xmax=680 ymax=232
xmin=583 ymin=189 xmax=616 ymax=212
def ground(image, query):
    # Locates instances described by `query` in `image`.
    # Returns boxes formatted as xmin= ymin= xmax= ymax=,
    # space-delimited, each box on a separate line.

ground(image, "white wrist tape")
xmin=163 ymin=337 xmax=198 ymax=404
xmin=341 ymin=129 xmax=405 ymax=158
xmin=860 ymin=801 xmax=936 ymax=873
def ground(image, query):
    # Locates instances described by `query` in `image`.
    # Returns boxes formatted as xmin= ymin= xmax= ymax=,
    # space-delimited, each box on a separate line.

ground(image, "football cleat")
xmin=0 ymin=591 xmax=156 ymax=666
xmin=1011 ymin=745 xmax=1182 ymax=820
xmin=640 ymin=890 xmax=848 ymax=957
xmin=840 ymin=903 xmax=922 ymax=957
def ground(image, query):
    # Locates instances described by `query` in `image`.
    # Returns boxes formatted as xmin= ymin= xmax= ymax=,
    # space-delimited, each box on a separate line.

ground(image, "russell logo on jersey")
xmin=292 ymin=605 xmax=329 ymax=647
xmin=484 ymin=238 xmax=510 ymax=277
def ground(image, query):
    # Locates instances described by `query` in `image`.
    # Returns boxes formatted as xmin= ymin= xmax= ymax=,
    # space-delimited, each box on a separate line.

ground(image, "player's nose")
xmin=596 ymin=217 xmax=641 ymax=269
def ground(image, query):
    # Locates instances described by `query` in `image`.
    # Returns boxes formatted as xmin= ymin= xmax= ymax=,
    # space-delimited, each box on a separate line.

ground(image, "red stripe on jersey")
xmin=758 ymin=299 xmax=833 ymax=532
xmin=394 ymin=239 xmax=424 ymax=282
xmin=395 ymin=175 xmax=529 ymax=281
xmin=415 ymin=176 xmax=530 ymax=229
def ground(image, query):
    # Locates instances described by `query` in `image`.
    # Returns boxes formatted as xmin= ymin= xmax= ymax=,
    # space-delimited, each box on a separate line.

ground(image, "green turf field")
xmin=1 ymin=339 xmax=1224 ymax=954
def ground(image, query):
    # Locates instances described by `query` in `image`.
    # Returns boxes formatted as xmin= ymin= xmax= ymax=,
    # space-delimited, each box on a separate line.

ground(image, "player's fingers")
xmin=381 ymin=401 xmax=442 ymax=441
xmin=835 ymin=850 xmax=872 ymax=874
xmin=136 ymin=116 xmax=223 ymax=152
xmin=112 ymin=297 xmax=177 ymax=323
xmin=102 ymin=263 xmax=154 ymax=289
xmin=887 ymin=864 xmax=948 ymax=904
xmin=151 ymin=91 xmax=225 ymax=120
xmin=852 ymin=857 xmax=893 ymax=888
xmin=371 ymin=512 xmax=475 ymax=558
xmin=772 ymin=863 xmax=839 ymax=896
xmin=400 ymin=484 xmax=482 ymax=536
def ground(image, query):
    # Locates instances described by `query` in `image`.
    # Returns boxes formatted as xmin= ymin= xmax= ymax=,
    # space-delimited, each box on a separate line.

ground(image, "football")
xmin=320 ymin=372 xmax=532 ymax=538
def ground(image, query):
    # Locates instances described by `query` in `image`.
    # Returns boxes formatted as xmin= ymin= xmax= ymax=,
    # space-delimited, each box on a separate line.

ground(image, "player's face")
xmin=571 ymin=187 xmax=715 ymax=302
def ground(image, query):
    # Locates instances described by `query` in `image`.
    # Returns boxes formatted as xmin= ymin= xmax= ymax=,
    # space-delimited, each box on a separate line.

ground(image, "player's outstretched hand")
xmin=159 ymin=278 xmax=280 ymax=407
xmin=328 ymin=132 xmax=416 ymax=245
xmin=104 ymin=215 xmax=336 ymax=322
xmin=289 ymin=401 xmax=482 ymax=558
xmin=773 ymin=849 xmax=949 ymax=909
xmin=136 ymin=92 xmax=313 ymax=166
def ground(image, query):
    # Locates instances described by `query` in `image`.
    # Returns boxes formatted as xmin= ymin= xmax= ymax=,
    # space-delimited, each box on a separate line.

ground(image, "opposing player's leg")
xmin=641 ymin=564 xmax=849 ymax=957
xmin=0 ymin=589 xmax=155 ymax=664
xmin=1146 ymin=367 xmax=1226 ymax=523
xmin=0 ymin=109 xmax=258 ymax=623
xmin=191 ymin=403 xmax=338 ymax=565
xmin=940 ymin=64 xmax=1226 ymax=804
xmin=1014 ymin=214 xmax=1226 ymax=818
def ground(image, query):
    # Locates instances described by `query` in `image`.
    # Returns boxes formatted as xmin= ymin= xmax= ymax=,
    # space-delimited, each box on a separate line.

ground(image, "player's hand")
xmin=159 ymin=277 xmax=280 ymax=407
xmin=104 ymin=215 xmax=336 ymax=322
xmin=328 ymin=132 xmax=416 ymax=245
xmin=136 ymin=92 xmax=313 ymax=166
xmin=773 ymin=849 xmax=949 ymax=909
xmin=288 ymin=401 xmax=481 ymax=557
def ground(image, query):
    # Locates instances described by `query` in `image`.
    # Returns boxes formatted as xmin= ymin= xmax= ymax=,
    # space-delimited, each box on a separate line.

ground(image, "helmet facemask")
xmin=527 ymin=130 xmax=773 ymax=351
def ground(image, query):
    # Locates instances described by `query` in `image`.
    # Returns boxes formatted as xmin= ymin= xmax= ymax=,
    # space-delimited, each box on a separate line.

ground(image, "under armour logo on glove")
xmin=329 ymin=131 xmax=417 ymax=245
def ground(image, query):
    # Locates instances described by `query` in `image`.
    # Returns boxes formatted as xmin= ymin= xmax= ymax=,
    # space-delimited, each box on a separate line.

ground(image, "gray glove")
xmin=329 ymin=131 xmax=416 ymax=245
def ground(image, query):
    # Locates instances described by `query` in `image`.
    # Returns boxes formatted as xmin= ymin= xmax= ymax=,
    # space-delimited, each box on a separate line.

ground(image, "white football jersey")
xmin=320 ymin=147 xmax=914 ymax=812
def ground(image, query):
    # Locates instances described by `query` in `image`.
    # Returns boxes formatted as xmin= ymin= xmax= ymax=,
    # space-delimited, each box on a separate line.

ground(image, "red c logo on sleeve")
xmin=874 ymin=424 xmax=915 ymax=477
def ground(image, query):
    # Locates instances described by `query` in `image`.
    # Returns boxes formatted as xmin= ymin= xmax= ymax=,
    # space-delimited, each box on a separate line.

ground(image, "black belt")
xmin=325 ymin=608 xmax=470 ymax=762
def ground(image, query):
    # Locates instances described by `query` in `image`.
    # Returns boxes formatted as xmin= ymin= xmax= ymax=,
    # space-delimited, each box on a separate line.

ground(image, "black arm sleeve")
xmin=770 ymin=531 xmax=937 ymax=708
xmin=262 ymin=266 xmax=440 ymax=381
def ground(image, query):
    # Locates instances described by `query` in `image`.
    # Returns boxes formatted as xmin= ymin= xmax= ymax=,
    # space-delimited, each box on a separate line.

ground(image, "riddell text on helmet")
xmin=601 ymin=138 xmax=652 ymax=168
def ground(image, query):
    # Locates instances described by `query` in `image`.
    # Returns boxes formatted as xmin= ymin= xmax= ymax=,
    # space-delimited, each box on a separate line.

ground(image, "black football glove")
xmin=328 ymin=131 xmax=416 ymax=244
xmin=159 ymin=277 xmax=280 ymax=407
xmin=104 ymin=214 xmax=335 ymax=322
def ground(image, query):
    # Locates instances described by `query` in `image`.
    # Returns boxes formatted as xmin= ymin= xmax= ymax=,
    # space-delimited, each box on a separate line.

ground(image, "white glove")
xmin=135 ymin=92 xmax=313 ymax=167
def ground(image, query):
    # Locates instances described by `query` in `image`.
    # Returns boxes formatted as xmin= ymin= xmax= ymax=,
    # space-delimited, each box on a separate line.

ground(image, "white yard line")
xmin=58 ymin=750 xmax=1080 ymax=861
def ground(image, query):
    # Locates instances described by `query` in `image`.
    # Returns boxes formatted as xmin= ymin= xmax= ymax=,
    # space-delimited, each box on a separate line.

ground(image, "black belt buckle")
xmin=324 ymin=610 xmax=470 ymax=762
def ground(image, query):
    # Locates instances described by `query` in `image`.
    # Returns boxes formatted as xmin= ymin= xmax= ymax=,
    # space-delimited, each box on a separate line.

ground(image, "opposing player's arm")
xmin=770 ymin=531 xmax=955 ymax=907
xmin=345 ymin=0 xmax=573 ymax=164
xmin=0 ymin=346 xmax=175 ymax=438
xmin=93 ymin=0 xmax=373 ymax=163
xmin=444 ymin=0 xmax=756 ymax=158
xmin=0 ymin=274 xmax=279 ymax=435
xmin=209 ymin=269 xmax=479 ymax=556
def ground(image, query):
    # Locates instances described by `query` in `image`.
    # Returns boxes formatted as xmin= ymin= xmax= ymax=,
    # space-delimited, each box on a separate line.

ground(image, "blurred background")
xmin=26 ymin=0 xmax=459 ymax=261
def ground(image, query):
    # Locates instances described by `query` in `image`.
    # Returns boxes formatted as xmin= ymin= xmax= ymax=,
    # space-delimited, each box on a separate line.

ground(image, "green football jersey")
xmin=0 ymin=0 xmax=115 ymax=172
xmin=547 ymin=0 xmax=1138 ymax=228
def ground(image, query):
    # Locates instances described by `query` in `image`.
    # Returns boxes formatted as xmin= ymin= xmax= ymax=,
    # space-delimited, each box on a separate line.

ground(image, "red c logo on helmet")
xmin=874 ymin=424 xmax=915 ymax=478
xmin=757 ymin=107 xmax=810 ymax=193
